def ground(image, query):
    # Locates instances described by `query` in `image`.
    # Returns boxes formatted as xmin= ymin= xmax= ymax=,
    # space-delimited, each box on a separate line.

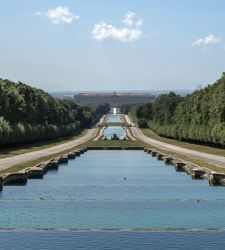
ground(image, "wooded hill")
xmin=132 ymin=73 xmax=225 ymax=147
xmin=0 ymin=79 xmax=109 ymax=147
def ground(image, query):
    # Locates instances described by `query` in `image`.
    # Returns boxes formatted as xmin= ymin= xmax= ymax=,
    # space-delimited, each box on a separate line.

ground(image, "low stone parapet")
xmin=151 ymin=151 xmax=157 ymax=157
xmin=0 ymin=147 xmax=88 ymax=192
xmin=184 ymin=163 xmax=211 ymax=180
xmin=0 ymin=175 xmax=3 ymax=191
xmin=157 ymin=154 xmax=164 ymax=160
xmin=26 ymin=165 xmax=44 ymax=179
xmin=209 ymin=173 xmax=225 ymax=186
xmin=3 ymin=172 xmax=28 ymax=186
xmin=57 ymin=155 xmax=69 ymax=164
xmin=173 ymin=161 xmax=187 ymax=172
xmin=47 ymin=159 xmax=59 ymax=169
xmin=67 ymin=152 xmax=76 ymax=159
xmin=163 ymin=156 xmax=174 ymax=165
xmin=74 ymin=150 xmax=81 ymax=156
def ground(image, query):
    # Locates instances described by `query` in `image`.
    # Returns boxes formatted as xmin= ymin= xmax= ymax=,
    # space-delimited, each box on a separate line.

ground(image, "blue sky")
xmin=0 ymin=0 xmax=225 ymax=91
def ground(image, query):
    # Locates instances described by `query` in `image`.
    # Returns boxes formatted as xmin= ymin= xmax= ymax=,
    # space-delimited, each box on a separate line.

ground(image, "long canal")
xmin=1 ymin=150 xmax=225 ymax=230
xmin=102 ymin=114 xmax=127 ymax=140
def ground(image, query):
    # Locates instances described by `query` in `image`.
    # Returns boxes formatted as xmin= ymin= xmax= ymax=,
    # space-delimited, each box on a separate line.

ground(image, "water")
xmin=1 ymin=150 xmax=225 ymax=230
xmin=104 ymin=114 xmax=125 ymax=139
xmin=106 ymin=114 xmax=123 ymax=123
xmin=1 ymin=150 xmax=225 ymax=248
xmin=1 ymin=232 xmax=225 ymax=250
xmin=103 ymin=126 xmax=126 ymax=140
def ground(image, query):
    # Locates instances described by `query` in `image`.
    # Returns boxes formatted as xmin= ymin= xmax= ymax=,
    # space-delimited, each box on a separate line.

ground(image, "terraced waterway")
xmin=106 ymin=114 xmax=123 ymax=123
xmin=103 ymin=114 xmax=126 ymax=140
xmin=1 ymin=150 xmax=225 ymax=231
xmin=103 ymin=126 xmax=126 ymax=140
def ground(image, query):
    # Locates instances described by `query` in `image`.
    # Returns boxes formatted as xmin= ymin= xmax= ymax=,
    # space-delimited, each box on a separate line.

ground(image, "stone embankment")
xmin=0 ymin=128 xmax=97 ymax=171
xmin=1 ymin=146 xmax=225 ymax=191
xmin=144 ymin=147 xmax=225 ymax=186
xmin=132 ymin=126 xmax=225 ymax=168
xmin=0 ymin=148 xmax=87 ymax=192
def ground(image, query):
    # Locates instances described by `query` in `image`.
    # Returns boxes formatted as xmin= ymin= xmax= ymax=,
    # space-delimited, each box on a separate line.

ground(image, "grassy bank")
xmin=0 ymin=129 xmax=88 ymax=159
xmin=0 ymin=139 xmax=144 ymax=174
xmin=142 ymin=128 xmax=225 ymax=157
xmin=144 ymin=143 xmax=225 ymax=174
xmin=2 ymin=124 xmax=225 ymax=176
xmin=2 ymin=137 xmax=225 ymax=175
xmin=86 ymin=138 xmax=225 ymax=173
xmin=0 ymin=143 xmax=87 ymax=174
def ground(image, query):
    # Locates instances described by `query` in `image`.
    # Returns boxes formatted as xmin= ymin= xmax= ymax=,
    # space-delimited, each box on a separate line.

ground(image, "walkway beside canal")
xmin=0 ymin=128 xmax=97 ymax=171
xmin=129 ymin=122 xmax=225 ymax=168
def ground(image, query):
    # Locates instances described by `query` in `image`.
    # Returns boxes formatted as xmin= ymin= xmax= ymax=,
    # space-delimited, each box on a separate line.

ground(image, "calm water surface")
xmin=106 ymin=114 xmax=123 ymax=123
xmin=1 ymin=232 xmax=225 ymax=250
xmin=1 ymin=150 xmax=225 ymax=249
xmin=103 ymin=126 xmax=126 ymax=139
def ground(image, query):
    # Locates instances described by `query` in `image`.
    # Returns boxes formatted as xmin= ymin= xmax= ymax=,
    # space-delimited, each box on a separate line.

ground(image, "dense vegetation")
xmin=0 ymin=79 xmax=109 ymax=147
xmin=132 ymin=73 xmax=225 ymax=147
xmin=120 ymin=104 xmax=133 ymax=115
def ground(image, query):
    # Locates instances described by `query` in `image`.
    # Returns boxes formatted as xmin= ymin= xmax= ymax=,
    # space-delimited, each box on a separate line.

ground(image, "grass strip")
xmin=142 ymin=128 xmax=225 ymax=158
xmin=0 ymin=129 xmax=88 ymax=159
xmin=0 ymin=143 xmax=86 ymax=174
xmin=2 ymin=126 xmax=225 ymax=175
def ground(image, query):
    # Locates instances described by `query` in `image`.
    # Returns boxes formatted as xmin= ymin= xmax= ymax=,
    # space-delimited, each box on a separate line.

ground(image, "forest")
xmin=0 ymin=79 xmax=109 ymax=147
xmin=131 ymin=73 xmax=225 ymax=147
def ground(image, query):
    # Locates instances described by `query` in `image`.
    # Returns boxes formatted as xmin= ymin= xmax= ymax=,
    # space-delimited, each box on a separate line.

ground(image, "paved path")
xmin=0 ymin=128 xmax=97 ymax=171
xmin=98 ymin=115 xmax=106 ymax=126
xmin=124 ymin=115 xmax=137 ymax=127
xmin=125 ymin=127 xmax=136 ymax=141
xmin=131 ymin=126 xmax=225 ymax=167
xmin=94 ymin=127 xmax=104 ymax=141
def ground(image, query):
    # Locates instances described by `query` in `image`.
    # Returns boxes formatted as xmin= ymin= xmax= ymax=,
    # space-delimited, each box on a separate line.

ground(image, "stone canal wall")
xmin=144 ymin=147 xmax=225 ymax=186
xmin=0 ymin=148 xmax=88 ymax=192
xmin=1 ymin=146 xmax=225 ymax=192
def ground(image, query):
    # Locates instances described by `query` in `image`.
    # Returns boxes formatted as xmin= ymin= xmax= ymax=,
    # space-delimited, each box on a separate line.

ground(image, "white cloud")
xmin=123 ymin=12 xmax=136 ymax=26
xmin=92 ymin=22 xmax=142 ymax=42
xmin=136 ymin=18 xmax=143 ymax=28
xmin=92 ymin=12 xmax=143 ymax=42
xmin=192 ymin=34 xmax=221 ymax=46
xmin=35 ymin=6 xmax=80 ymax=24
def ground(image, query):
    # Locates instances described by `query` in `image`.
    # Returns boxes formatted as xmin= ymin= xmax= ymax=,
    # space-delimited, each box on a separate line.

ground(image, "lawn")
xmin=0 ymin=129 xmax=88 ymax=159
xmin=1 ymin=126 xmax=225 ymax=175
xmin=142 ymin=128 xmax=225 ymax=157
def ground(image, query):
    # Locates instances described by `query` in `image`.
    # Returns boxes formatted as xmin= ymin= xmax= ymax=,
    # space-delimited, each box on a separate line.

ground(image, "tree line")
xmin=0 ymin=79 xmax=109 ymax=147
xmin=131 ymin=73 xmax=225 ymax=147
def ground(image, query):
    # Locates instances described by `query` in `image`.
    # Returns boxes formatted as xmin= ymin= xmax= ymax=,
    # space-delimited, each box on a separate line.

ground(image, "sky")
xmin=0 ymin=0 xmax=225 ymax=92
